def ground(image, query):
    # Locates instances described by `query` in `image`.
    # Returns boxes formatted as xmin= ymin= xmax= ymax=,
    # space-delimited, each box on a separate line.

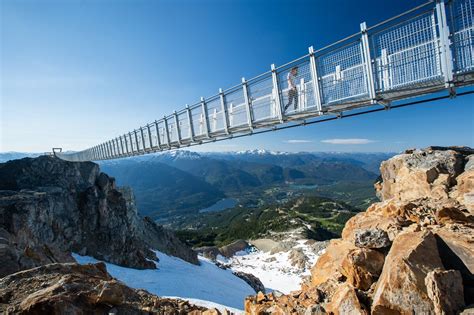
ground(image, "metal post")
xmin=154 ymin=120 xmax=162 ymax=150
xmin=129 ymin=132 xmax=135 ymax=154
xmin=186 ymin=105 xmax=195 ymax=142
xmin=134 ymin=130 xmax=140 ymax=154
xmin=242 ymin=77 xmax=253 ymax=130
xmin=271 ymin=64 xmax=284 ymax=122
xmin=124 ymin=134 xmax=129 ymax=155
xmin=360 ymin=22 xmax=377 ymax=102
xmin=120 ymin=136 xmax=125 ymax=156
xmin=147 ymin=125 xmax=154 ymax=150
xmin=435 ymin=0 xmax=454 ymax=88
xmin=201 ymin=97 xmax=210 ymax=138
xmin=163 ymin=116 xmax=171 ymax=147
xmin=219 ymin=88 xmax=230 ymax=134
xmin=308 ymin=47 xmax=323 ymax=113
xmin=174 ymin=111 xmax=182 ymax=145
xmin=140 ymin=127 xmax=146 ymax=152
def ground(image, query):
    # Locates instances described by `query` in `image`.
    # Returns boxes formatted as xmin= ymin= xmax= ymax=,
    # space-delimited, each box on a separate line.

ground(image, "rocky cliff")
xmin=245 ymin=147 xmax=474 ymax=314
xmin=0 ymin=156 xmax=198 ymax=277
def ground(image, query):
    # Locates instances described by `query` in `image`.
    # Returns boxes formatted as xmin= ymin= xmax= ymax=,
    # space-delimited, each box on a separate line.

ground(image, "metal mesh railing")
xmin=55 ymin=0 xmax=474 ymax=162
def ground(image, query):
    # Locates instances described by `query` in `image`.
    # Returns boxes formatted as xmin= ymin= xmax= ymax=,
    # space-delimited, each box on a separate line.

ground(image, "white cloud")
xmin=284 ymin=140 xmax=313 ymax=144
xmin=321 ymin=138 xmax=376 ymax=145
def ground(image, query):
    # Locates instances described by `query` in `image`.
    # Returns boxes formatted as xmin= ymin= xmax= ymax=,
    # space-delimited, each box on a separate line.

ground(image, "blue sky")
xmin=1 ymin=0 xmax=473 ymax=153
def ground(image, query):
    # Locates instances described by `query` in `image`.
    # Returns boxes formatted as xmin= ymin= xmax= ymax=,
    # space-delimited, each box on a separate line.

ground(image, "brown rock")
xmin=325 ymin=283 xmax=367 ymax=315
xmin=256 ymin=291 xmax=266 ymax=303
xmin=0 ymin=262 xmax=208 ymax=314
xmin=425 ymin=269 xmax=465 ymax=315
xmin=95 ymin=280 xmax=125 ymax=305
xmin=452 ymin=169 xmax=474 ymax=215
xmin=376 ymin=149 xmax=464 ymax=202
xmin=311 ymin=239 xmax=357 ymax=287
xmin=436 ymin=206 xmax=472 ymax=224
xmin=342 ymin=200 xmax=403 ymax=242
xmin=372 ymin=230 xmax=444 ymax=314
xmin=433 ymin=224 xmax=474 ymax=274
xmin=340 ymin=248 xmax=385 ymax=291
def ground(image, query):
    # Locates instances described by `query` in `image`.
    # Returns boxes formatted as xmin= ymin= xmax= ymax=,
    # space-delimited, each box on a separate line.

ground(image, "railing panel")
xmin=190 ymin=105 xmax=206 ymax=137
xmin=206 ymin=96 xmax=225 ymax=133
xmin=451 ymin=0 xmax=474 ymax=74
xmin=224 ymin=88 xmax=247 ymax=128
xmin=156 ymin=121 xmax=167 ymax=146
xmin=248 ymin=74 xmax=277 ymax=122
xmin=166 ymin=117 xmax=178 ymax=143
xmin=125 ymin=134 xmax=132 ymax=154
xmin=277 ymin=57 xmax=317 ymax=115
xmin=316 ymin=40 xmax=369 ymax=107
xmin=371 ymin=10 xmax=443 ymax=93
xmin=149 ymin=124 xmax=158 ymax=148
xmin=177 ymin=111 xmax=190 ymax=140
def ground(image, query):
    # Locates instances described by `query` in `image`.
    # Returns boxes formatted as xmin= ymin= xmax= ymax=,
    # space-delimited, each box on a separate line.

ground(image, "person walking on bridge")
xmin=284 ymin=66 xmax=299 ymax=112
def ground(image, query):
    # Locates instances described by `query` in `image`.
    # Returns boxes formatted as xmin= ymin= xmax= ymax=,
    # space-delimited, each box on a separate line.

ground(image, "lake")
xmin=289 ymin=183 xmax=318 ymax=190
xmin=199 ymin=198 xmax=238 ymax=213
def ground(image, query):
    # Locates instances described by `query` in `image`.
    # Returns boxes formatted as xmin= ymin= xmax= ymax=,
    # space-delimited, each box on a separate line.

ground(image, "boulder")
xmin=340 ymin=248 xmax=385 ymax=291
xmin=425 ymin=269 xmax=465 ymax=315
xmin=372 ymin=230 xmax=444 ymax=314
xmin=324 ymin=283 xmax=367 ymax=315
xmin=354 ymin=228 xmax=391 ymax=249
xmin=434 ymin=224 xmax=474 ymax=274
xmin=289 ymin=248 xmax=309 ymax=270
xmin=219 ymin=239 xmax=249 ymax=257
xmin=232 ymin=271 xmax=266 ymax=294
xmin=376 ymin=148 xmax=465 ymax=202
xmin=451 ymin=168 xmax=474 ymax=215
xmin=311 ymin=239 xmax=357 ymax=287
xmin=342 ymin=200 xmax=404 ymax=242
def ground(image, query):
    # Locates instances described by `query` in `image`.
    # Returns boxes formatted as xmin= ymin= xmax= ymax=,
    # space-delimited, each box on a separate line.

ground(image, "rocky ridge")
xmin=0 ymin=261 xmax=233 ymax=315
xmin=245 ymin=147 xmax=474 ymax=314
xmin=0 ymin=156 xmax=198 ymax=277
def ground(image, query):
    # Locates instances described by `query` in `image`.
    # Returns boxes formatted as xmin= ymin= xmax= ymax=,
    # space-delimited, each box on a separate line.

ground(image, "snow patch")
xmin=73 ymin=250 xmax=254 ymax=311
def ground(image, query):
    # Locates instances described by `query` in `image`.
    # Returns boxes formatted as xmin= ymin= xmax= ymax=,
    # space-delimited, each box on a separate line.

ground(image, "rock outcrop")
xmin=195 ymin=239 xmax=250 ymax=260
xmin=245 ymin=147 xmax=474 ymax=314
xmin=0 ymin=262 xmax=216 ymax=315
xmin=0 ymin=156 xmax=198 ymax=277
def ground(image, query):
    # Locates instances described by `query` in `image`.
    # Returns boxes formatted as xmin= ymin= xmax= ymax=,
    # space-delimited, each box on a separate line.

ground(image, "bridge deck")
xmin=56 ymin=0 xmax=474 ymax=162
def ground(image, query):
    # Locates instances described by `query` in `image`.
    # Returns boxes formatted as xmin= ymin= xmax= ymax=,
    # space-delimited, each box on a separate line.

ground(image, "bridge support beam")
xmin=219 ymin=88 xmax=230 ymax=134
xmin=360 ymin=22 xmax=377 ymax=103
xmin=308 ymin=47 xmax=323 ymax=114
xmin=186 ymin=105 xmax=195 ymax=142
xmin=201 ymin=97 xmax=210 ymax=139
xmin=271 ymin=64 xmax=284 ymax=123
xmin=153 ymin=120 xmax=162 ymax=150
xmin=435 ymin=0 xmax=454 ymax=89
xmin=163 ymin=116 xmax=171 ymax=148
xmin=242 ymin=77 xmax=254 ymax=130
xmin=174 ymin=111 xmax=182 ymax=145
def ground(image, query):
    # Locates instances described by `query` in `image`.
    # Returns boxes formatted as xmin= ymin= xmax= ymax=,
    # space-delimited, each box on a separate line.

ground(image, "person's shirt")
xmin=287 ymin=72 xmax=296 ymax=89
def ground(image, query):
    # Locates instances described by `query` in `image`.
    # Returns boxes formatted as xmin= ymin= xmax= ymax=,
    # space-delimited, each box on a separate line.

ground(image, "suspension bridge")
xmin=55 ymin=0 xmax=474 ymax=162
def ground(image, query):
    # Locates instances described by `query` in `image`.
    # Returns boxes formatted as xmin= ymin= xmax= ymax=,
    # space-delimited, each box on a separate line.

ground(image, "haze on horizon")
xmin=1 ymin=0 xmax=473 ymax=154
